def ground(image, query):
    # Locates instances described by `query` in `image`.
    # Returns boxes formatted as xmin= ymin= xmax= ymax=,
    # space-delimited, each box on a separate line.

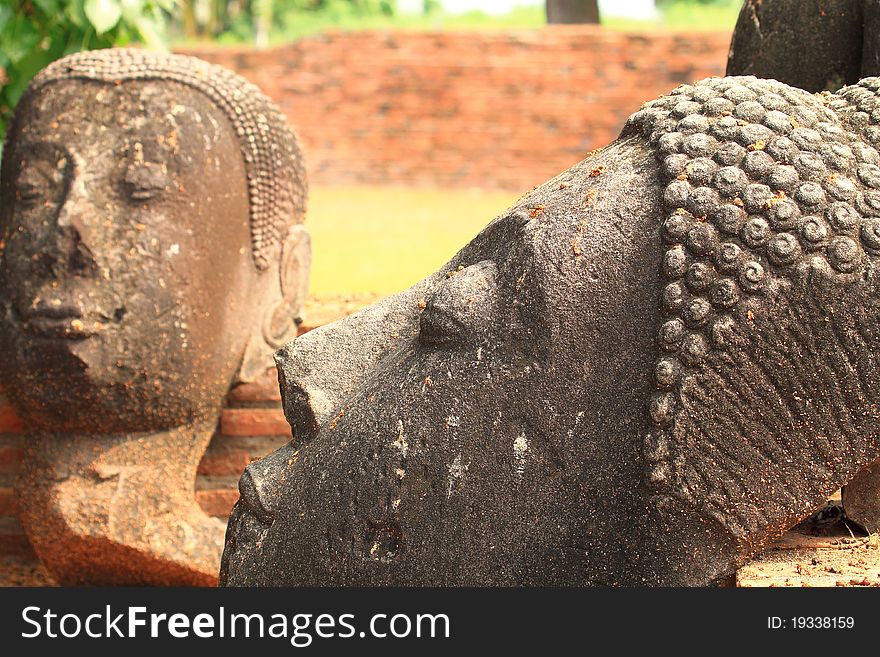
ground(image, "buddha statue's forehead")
xmin=8 ymin=48 xmax=308 ymax=271
xmin=19 ymin=78 xmax=229 ymax=147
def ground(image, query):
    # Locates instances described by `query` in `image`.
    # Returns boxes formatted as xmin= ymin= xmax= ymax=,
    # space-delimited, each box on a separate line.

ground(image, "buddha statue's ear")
xmin=237 ymin=225 xmax=311 ymax=383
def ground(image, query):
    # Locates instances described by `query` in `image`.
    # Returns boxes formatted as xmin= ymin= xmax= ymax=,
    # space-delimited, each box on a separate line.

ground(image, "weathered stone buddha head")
xmin=222 ymin=75 xmax=880 ymax=586
xmin=0 ymin=49 xmax=308 ymax=430
xmin=0 ymin=49 xmax=308 ymax=585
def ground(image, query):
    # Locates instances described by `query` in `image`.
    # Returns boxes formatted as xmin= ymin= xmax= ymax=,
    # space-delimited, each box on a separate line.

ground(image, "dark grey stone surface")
xmin=222 ymin=75 xmax=880 ymax=586
xmin=727 ymin=1 xmax=880 ymax=537
xmin=727 ymin=0 xmax=880 ymax=93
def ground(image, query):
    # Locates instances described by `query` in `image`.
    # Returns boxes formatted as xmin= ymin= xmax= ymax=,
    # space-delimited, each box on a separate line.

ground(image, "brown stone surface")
xmin=0 ymin=554 xmax=56 ymax=587
xmin=0 ymin=293 xmax=380 ymax=567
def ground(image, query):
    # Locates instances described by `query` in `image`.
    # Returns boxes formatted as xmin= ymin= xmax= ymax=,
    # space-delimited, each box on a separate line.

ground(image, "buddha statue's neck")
xmin=15 ymin=420 xmax=225 ymax=585
xmin=21 ymin=421 xmax=215 ymax=491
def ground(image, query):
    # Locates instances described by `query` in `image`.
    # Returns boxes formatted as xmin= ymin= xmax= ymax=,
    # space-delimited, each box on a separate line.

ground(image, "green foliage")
xmin=656 ymin=0 xmax=736 ymax=5
xmin=207 ymin=0 xmax=397 ymax=44
xmin=211 ymin=0 xmax=739 ymax=46
xmin=0 ymin=0 xmax=174 ymax=148
xmin=276 ymin=0 xmax=395 ymax=18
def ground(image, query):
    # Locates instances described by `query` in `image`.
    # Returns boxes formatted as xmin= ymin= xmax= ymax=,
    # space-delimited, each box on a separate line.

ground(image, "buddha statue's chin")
xmin=15 ymin=423 xmax=225 ymax=586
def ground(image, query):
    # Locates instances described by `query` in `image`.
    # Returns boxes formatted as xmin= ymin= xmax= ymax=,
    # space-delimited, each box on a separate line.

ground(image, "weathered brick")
xmin=0 ymin=487 xmax=15 ymax=516
xmin=227 ymin=367 xmax=282 ymax=405
xmin=196 ymin=489 xmax=239 ymax=519
xmin=197 ymin=435 xmax=288 ymax=477
xmin=220 ymin=408 xmax=290 ymax=437
xmin=178 ymin=28 xmax=730 ymax=191
xmin=0 ymin=444 xmax=23 ymax=472
xmin=0 ymin=517 xmax=32 ymax=557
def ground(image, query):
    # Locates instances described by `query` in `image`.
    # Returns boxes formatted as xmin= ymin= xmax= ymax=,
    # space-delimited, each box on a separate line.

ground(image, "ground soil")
xmin=737 ymin=496 xmax=880 ymax=587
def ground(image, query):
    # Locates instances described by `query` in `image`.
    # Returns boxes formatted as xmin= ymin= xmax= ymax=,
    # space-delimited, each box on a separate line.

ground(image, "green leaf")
xmin=66 ymin=0 xmax=89 ymax=28
xmin=32 ymin=0 xmax=60 ymax=16
xmin=0 ymin=5 xmax=13 ymax=32
xmin=120 ymin=0 xmax=145 ymax=24
xmin=2 ymin=16 xmax=40 ymax=63
xmin=84 ymin=0 xmax=123 ymax=34
xmin=4 ymin=47 xmax=55 ymax=108
xmin=134 ymin=16 xmax=166 ymax=50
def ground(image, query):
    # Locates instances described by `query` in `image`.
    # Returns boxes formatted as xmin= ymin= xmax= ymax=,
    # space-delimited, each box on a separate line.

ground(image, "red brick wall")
xmin=181 ymin=26 xmax=731 ymax=191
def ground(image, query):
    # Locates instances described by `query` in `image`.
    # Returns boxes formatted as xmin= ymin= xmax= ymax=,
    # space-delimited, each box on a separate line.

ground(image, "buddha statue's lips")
xmin=22 ymin=303 xmax=104 ymax=340
xmin=25 ymin=302 xmax=81 ymax=320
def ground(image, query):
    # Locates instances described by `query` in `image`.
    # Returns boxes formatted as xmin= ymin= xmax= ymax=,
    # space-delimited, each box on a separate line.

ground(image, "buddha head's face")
xmin=0 ymin=78 xmax=262 ymax=432
xmin=221 ymin=139 xmax=676 ymax=586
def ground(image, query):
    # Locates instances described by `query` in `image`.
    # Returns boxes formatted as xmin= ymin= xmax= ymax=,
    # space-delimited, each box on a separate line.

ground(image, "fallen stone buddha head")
xmin=0 ymin=48 xmax=309 ymax=584
xmin=222 ymin=75 xmax=880 ymax=586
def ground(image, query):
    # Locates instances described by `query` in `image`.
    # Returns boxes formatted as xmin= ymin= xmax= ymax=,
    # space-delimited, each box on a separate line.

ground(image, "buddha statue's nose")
xmin=274 ymin=284 xmax=428 ymax=448
xmin=276 ymin=349 xmax=328 ymax=446
xmin=50 ymin=177 xmax=99 ymax=275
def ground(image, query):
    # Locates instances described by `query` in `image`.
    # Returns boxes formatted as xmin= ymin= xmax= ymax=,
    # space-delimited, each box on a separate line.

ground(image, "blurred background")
xmin=0 ymin=0 xmax=742 ymax=297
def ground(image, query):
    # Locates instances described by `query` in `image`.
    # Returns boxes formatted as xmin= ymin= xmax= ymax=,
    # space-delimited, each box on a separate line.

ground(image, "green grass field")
xmin=207 ymin=1 xmax=742 ymax=46
xmin=307 ymin=185 xmax=521 ymax=295
xmin=275 ymin=3 xmax=743 ymax=41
